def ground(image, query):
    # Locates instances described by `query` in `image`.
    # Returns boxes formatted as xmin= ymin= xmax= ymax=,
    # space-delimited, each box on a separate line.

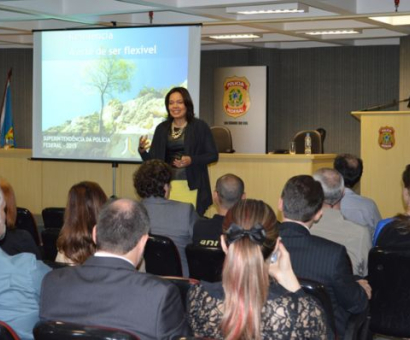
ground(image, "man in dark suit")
xmin=278 ymin=175 xmax=371 ymax=339
xmin=40 ymin=198 xmax=190 ymax=340
xmin=192 ymin=173 xmax=245 ymax=247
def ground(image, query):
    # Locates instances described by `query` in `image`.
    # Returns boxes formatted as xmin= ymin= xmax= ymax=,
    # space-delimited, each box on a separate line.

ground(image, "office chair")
xmin=185 ymin=244 xmax=225 ymax=282
xmin=299 ymin=278 xmax=337 ymax=339
xmin=144 ymin=234 xmax=183 ymax=277
xmin=15 ymin=207 xmax=41 ymax=246
xmin=210 ymin=126 xmax=235 ymax=153
xmin=0 ymin=321 xmax=21 ymax=340
xmin=368 ymin=246 xmax=410 ymax=338
xmin=33 ymin=320 xmax=140 ymax=340
xmin=41 ymin=228 xmax=61 ymax=261
xmin=161 ymin=276 xmax=199 ymax=310
xmin=300 ymin=277 xmax=369 ymax=340
xmin=42 ymin=207 xmax=65 ymax=229
xmin=292 ymin=130 xmax=323 ymax=154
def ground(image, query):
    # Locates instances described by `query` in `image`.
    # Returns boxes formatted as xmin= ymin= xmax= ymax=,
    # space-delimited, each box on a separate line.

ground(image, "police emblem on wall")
xmin=223 ymin=76 xmax=251 ymax=118
xmin=378 ymin=126 xmax=395 ymax=150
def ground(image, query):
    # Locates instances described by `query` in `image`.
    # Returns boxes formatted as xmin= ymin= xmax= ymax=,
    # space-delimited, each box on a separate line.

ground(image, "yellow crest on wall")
xmin=378 ymin=126 xmax=395 ymax=150
xmin=223 ymin=76 xmax=251 ymax=118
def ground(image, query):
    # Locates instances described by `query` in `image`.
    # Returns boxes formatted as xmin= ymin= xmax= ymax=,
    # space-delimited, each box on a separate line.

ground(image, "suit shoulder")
xmin=167 ymin=199 xmax=195 ymax=210
xmin=134 ymin=272 xmax=179 ymax=295
xmin=155 ymin=120 xmax=170 ymax=131
xmin=309 ymin=234 xmax=347 ymax=252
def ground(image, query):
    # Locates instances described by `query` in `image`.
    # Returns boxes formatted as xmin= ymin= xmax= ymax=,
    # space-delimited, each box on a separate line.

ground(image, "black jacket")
xmin=279 ymin=221 xmax=368 ymax=339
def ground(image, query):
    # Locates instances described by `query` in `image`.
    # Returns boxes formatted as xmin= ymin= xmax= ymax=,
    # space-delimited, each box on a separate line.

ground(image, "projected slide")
xmin=32 ymin=25 xmax=201 ymax=162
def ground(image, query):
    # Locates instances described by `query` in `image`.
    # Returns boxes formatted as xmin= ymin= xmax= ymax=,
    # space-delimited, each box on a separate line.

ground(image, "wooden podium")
xmin=351 ymin=111 xmax=410 ymax=218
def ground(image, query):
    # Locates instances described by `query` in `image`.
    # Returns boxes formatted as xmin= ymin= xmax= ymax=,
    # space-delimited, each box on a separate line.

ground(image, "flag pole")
xmin=0 ymin=68 xmax=13 ymax=148
xmin=0 ymin=68 xmax=12 ymax=122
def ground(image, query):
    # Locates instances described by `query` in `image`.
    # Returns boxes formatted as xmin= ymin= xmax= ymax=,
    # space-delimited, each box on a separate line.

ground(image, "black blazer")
xmin=40 ymin=256 xmax=190 ymax=340
xmin=279 ymin=221 xmax=368 ymax=339
xmin=141 ymin=118 xmax=218 ymax=215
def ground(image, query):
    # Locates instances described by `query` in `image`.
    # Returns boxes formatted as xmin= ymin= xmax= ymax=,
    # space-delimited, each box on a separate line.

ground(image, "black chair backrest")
xmin=185 ymin=244 xmax=225 ymax=282
xmin=161 ymin=276 xmax=199 ymax=310
xmin=41 ymin=228 xmax=61 ymax=261
xmin=368 ymin=246 xmax=410 ymax=337
xmin=42 ymin=207 xmax=65 ymax=229
xmin=0 ymin=321 xmax=21 ymax=340
xmin=15 ymin=207 xmax=41 ymax=246
xmin=292 ymin=130 xmax=323 ymax=154
xmin=211 ymin=126 xmax=235 ymax=153
xmin=33 ymin=320 xmax=140 ymax=340
xmin=299 ymin=278 xmax=337 ymax=339
xmin=144 ymin=234 xmax=183 ymax=277
xmin=344 ymin=305 xmax=370 ymax=340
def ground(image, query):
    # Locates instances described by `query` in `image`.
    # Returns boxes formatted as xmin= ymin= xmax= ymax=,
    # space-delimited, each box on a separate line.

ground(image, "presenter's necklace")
xmin=171 ymin=121 xmax=187 ymax=139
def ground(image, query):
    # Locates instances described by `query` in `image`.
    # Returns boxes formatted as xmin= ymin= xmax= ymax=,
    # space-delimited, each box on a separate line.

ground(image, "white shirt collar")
xmin=94 ymin=251 xmax=135 ymax=267
xmin=283 ymin=219 xmax=311 ymax=233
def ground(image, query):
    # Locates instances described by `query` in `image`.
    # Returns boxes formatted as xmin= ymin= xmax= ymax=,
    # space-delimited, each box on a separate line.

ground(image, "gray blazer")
xmin=142 ymin=196 xmax=198 ymax=276
xmin=39 ymin=256 xmax=190 ymax=340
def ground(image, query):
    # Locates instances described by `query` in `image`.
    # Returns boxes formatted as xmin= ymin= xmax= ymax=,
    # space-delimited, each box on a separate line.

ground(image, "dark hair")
xmin=403 ymin=164 xmax=410 ymax=189
xmin=96 ymin=198 xmax=150 ymax=254
xmin=221 ymin=199 xmax=278 ymax=340
xmin=391 ymin=165 xmax=410 ymax=235
xmin=334 ymin=154 xmax=363 ymax=188
xmin=133 ymin=159 xmax=172 ymax=198
xmin=165 ymin=87 xmax=195 ymax=123
xmin=281 ymin=175 xmax=324 ymax=222
xmin=216 ymin=174 xmax=245 ymax=209
xmin=57 ymin=181 xmax=107 ymax=264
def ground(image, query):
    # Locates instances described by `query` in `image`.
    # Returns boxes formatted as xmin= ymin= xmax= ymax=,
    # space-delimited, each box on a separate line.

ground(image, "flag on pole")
xmin=0 ymin=68 xmax=15 ymax=148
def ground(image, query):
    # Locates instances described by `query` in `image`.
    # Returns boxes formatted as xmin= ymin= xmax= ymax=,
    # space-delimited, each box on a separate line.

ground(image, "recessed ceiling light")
xmin=369 ymin=15 xmax=410 ymax=26
xmin=304 ymin=30 xmax=361 ymax=35
xmin=209 ymin=34 xmax=260 ymax=40
xmin=227 ymin=4 xmax=308 ymax=15
xmin=238 ymin=9 xmax=305 ymax=15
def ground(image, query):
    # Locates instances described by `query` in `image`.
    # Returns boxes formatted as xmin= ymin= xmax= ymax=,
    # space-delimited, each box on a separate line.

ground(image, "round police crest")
xmin=223 ymin=76 xmax=251 ymax=118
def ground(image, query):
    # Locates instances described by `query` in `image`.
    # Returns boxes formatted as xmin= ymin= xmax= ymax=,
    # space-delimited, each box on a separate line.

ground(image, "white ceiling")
xmin=0 ymin=0 xmax=409 ymax=49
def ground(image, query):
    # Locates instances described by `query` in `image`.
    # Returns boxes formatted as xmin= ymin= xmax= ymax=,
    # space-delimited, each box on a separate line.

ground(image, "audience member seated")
xmin=278 ymin=175 xmax=370 ymax=339
xmin=133 ymin=159 xmax=198 ymax=276
xmin=40 ymin=198 xmax=190 ymax=340
xmin=374 ymin=164 xmax=410 ymax=247
xmin=0 ymin=178 xmax=41 ymax=259
xmin=311 ymin=168 xmax=372 ymax=277
xmin=192 ymin=173 xmax=245 ymax=248
xmin=0 ymin=187 xmax=51 ymax=340
xmin=334 ymin=154 xmax=381 ymax=236
xmin=55 ymin=181 xmax=107 ymax=265
xmin=188 ymin=199 xmax=329 ymax=340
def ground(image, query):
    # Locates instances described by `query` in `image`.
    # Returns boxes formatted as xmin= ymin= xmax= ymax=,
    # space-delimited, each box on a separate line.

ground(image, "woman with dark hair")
xmin=56 ymin=181 xmax=107 ymax=265
xmin=0 ymin=178 xmax=41 ymax=259
xmin=138 ymin=87 xmax=218 ymax=216
xmin=187 ymin=199 xmax=328 ymax=340
xmin=133 ymin=159 xmax=198 ymax=276
xmin=374 ymin=164 xmax=410 ymax=247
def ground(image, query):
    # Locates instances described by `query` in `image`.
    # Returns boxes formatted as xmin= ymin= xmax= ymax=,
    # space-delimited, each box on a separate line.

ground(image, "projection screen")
xmin=32 ymin=24 xmax=201 ymax=163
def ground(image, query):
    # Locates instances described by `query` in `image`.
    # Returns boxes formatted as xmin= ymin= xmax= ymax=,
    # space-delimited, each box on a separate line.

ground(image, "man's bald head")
xmin=95 ymin=198 xmax=150 ymax=255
